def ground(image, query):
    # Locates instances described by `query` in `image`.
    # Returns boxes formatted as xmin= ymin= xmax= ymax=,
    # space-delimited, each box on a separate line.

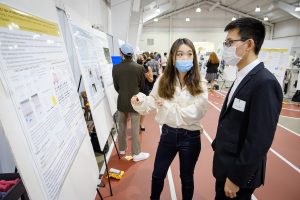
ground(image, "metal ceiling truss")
xmin=145 ymin=0 xmax=274 ymax=27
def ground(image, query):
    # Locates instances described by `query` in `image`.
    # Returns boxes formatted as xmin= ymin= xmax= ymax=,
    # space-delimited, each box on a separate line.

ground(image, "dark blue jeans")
xmin=150 ymin=124 xmax=201 ymax=200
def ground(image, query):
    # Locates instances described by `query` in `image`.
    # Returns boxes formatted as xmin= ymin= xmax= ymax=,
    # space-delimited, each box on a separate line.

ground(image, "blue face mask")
xmin=175 ymin=60 xmax=193 ymax=73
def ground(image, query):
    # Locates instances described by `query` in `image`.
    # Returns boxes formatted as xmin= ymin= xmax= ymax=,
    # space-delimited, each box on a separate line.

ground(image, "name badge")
xmin=232 ymin=98 xmax=246 ymax=112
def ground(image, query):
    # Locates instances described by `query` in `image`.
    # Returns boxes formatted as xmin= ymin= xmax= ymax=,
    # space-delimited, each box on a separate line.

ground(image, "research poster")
xmin=259 ymin=48 xmax=289 ymax=87
xmin=0 ymin=3 xmax=87 ymax=199
xmin=93 ymin=31 xmax=114 ymax=87
xmin=69 ymin=19 xmax=113 ymax=149
xmin=93 ymin=31 xmax=118 ymax=114
xmin=259 ymin=40 xmax=292 ymax=88
xmin=71 ymin=24 xmax=105 ymax=109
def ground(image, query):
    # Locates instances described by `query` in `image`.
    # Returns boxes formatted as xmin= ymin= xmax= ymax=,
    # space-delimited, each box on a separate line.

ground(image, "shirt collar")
xmin=236 ymin=59 xmax=260 ymax=79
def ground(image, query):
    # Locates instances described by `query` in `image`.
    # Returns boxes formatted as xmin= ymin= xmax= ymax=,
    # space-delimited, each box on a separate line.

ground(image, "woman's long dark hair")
xmin=158 ymin=38 xmax=203 ymax=99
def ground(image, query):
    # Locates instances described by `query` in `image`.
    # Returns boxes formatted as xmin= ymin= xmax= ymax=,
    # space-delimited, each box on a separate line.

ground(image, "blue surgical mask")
xmin=175 ymin=60 xmax=193 ymax=73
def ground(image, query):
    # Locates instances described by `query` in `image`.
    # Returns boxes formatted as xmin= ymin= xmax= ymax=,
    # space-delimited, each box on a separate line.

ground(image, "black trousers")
xmin=150 ymin=124 xmax=201 ymax=200
xmin=215 ymin=180 xmax=255 ymax=200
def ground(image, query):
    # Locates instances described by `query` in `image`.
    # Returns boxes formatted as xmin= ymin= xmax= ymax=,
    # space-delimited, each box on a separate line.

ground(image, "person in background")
xmin=137 ymin=54 xmax=153 ymax=131
xmin=112 ymin=43 xmax=150 ymax=162
xmin=146 ymin=53 xmax=160 ymax=86
xmin=212 ymin=17 xmax=283 ymax=200
xmin=161 ymin=52 xmax=168 ymax=73
xmin=131 ymin=38 xmax=208 ymax=200
xmin=205 ymin=52 xmax=220 ymax=90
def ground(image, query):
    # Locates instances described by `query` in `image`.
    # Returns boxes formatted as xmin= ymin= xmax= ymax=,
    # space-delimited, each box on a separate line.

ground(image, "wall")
xmin=54 ymin=0 xmax=111 ymax=33
xmin=139 ymin=5 xmax=273 ymax=54
xmin=273 ymin=18 xmax=300 ymax=56
xmin=140 ymin=28 xmax=226 ymax=54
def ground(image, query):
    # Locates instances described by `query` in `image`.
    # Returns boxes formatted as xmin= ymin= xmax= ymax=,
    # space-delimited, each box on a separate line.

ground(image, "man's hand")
xmin=224 ymin=178 xmax=240 ymax=198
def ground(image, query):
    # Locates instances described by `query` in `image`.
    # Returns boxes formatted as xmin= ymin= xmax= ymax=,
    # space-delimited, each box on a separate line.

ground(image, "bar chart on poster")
xmin=0 ymin=0 xmax=99 ymax=200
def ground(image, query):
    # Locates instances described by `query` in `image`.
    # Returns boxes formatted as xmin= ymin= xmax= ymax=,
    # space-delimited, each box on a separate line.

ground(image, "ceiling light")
xmin=296 ymin=4 xmax=300 ymax=12
xmin=196 ymin=7 xmax=201 ymax=12
xmin=154 ymin=18 xmax=158 ymax=22
xmin=264 ymin=16 xmax=269 ymax=21
xmin=255 ymin=6 xmax=261 ymax=12
xmin=232 ymin=16 xmax=236 ymax=21
xmin=156 ymin=7 xmax=160 ymax=12
xmin=186 ymin=17 xmax=190 ymax=22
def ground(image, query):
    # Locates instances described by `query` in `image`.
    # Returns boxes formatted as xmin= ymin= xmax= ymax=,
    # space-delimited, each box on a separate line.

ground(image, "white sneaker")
xmin=133 ymin=152 xmax=150 ymax=162
xmin=119 ymin=150 xmax=126 ymax=155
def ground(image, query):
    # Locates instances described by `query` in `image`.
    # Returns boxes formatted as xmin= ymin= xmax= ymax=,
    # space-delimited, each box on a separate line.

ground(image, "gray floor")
xmin=278 ymin=116 xmax=300 ymax=136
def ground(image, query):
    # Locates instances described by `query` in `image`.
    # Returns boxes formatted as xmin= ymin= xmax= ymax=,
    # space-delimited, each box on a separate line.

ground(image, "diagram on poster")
xmin=71 ymin=25 xmax=105 ymax=109
xmin=93 ymin=31 xmax=114 ymax=87
xmin=0 ymin=3 xmax=87 ymax=199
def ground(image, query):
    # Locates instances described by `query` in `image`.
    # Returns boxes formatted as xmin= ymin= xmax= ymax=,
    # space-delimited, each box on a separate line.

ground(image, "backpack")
xmin=292 ymin=90 xmax=300 ymax=102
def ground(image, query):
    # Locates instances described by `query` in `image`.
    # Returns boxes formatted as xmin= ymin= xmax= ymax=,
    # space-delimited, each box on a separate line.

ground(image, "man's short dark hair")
xmin=225 ymin=17 xmax=265 ymax=55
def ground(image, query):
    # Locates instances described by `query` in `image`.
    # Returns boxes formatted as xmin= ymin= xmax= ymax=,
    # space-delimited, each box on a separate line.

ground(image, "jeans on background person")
xmin=150 ymin=124 xmax=201 ymax=200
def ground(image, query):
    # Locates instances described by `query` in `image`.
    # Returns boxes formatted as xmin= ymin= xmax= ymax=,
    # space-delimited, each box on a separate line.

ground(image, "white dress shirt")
xmin=227 ymin=59 xmax=260 ymax=106
xmin=132 ymin=76 xmax=208 ymax=131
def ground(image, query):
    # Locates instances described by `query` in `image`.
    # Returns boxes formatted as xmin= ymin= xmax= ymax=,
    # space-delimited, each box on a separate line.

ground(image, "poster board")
xmin=259 ymin=40 xmax=293 ymax=88
xmin=66 ymin=7 xmax=114 ymax=150
xmin=0 ymin=1 xmax=99 ymax=199
xmin=92 ymin=28 xmax=118 ymax=115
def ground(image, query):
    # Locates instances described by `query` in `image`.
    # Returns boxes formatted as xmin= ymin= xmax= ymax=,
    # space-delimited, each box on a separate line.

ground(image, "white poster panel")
xmin=259 ymin=40 xmax=293 ymax=88
xmin=71 ymin=25 xmax=106 ymax=109
xmin=0 ymin=1 xmax=98 ymax=200
xmin=92 ymin=29 xmax=118 ymax=115
xmin=66 ymin=7 xmax=113 ymax=150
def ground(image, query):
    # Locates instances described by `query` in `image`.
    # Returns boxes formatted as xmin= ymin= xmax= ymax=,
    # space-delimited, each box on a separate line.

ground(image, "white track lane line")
xmin=213 ymin=90 xmax=300 ymax=137
xmin=159 ymin=125 xmax=178 ymax=200
xmin=208 ymin=100 xmax=300 ymax=174
xmin=277 ymin=123 xmax=300 ymax=137
xmin=203 ymin=130 xmax=258 ymax=200
xmin=282 ymin=108 xmax=300 ymax=112
xmin=167 ymin=168 xmax=177 ymax=200
xmin=218 ymin=91 xmax=300 ymax=112
xmin=280 ymin=115 xmax=300 ymax=120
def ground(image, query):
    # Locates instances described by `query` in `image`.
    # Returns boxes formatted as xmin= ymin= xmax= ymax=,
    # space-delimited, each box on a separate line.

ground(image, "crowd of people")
xmin=112 ymin=17 xmax=283 ymax=200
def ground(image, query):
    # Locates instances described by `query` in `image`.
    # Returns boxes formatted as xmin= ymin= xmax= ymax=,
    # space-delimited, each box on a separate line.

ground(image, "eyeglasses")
xmin=223 ymin=39 xmax=248 ymax=47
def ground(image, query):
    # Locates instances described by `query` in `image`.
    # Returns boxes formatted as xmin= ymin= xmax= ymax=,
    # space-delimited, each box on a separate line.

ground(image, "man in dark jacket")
xmin=212 ymin=18 xmax=283 ymax=199
xmin=112 ymin=43 xmax=150 ymax=162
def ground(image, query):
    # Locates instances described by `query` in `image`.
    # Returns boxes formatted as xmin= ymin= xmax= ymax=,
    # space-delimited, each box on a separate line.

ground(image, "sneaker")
xmin=119 ymin=150 xmax=126 ymax=155
xmin=133 ymin=152 xmax=150 ymax=162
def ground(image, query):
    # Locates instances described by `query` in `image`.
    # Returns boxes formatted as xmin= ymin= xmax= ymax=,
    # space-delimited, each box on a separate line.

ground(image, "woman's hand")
xmin=131 ymin=95 xmax=141 ymax=105
xmin=155 ymin=98 xmax=164 ymax=108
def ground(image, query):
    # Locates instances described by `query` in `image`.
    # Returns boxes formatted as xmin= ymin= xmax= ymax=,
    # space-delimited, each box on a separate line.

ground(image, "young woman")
xmin=131 ymin=38 xmax=208 ymax=200
xmin=205 ymin=52 xmax=220 ymax=90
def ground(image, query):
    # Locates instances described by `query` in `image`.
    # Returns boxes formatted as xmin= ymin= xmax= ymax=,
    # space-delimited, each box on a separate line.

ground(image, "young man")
xmin=112 ymin=43 xmax=150 ymax=162
xmin=212 ymin=17 xmax=283 ymax=199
